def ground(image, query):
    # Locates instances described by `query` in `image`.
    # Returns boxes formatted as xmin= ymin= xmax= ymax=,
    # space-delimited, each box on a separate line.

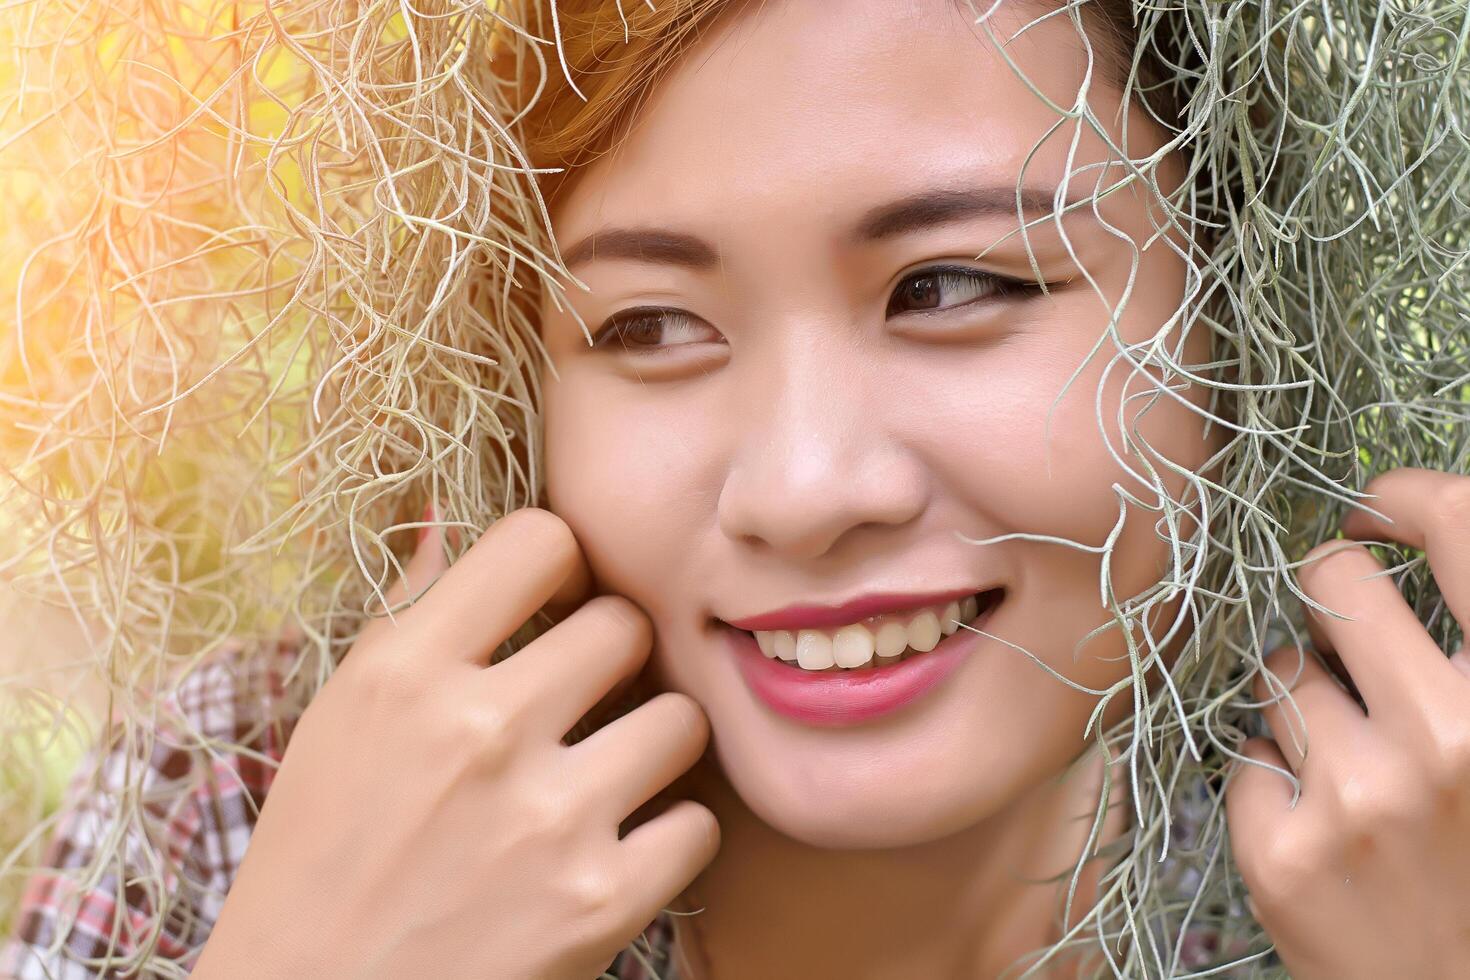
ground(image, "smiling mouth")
xmin=720 ymin=587 xmax=1004 ymax=673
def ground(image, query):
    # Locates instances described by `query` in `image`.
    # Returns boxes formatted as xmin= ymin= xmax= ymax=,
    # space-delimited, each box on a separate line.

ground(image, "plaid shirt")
xmin=2 ymin=641 xmax=1250 ymax=979
xmin=0 ymin=641 xmax=680 ymax=979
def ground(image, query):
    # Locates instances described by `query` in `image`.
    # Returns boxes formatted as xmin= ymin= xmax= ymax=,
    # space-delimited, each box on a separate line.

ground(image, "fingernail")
xmin=418 ymin=503 xmax=436 ymax=546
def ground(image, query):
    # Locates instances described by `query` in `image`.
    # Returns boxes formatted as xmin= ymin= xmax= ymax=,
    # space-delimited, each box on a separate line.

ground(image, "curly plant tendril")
xmin=1 ymin=1 xmax=1466 ymax=978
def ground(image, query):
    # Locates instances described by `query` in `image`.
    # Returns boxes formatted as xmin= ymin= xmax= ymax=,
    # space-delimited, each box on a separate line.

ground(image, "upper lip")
xmin=722 ymin=586 xmax=995 ymax=632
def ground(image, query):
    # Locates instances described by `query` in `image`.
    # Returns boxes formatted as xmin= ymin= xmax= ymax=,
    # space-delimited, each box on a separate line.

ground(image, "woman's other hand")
xmin=1226 ymin=467 xmax=1470 ymax=978
xmin=191 ymin=507 xmax=720 ymax=980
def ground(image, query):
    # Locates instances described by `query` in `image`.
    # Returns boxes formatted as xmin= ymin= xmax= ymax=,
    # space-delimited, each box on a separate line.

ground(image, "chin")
xmin=711 ymin=731 xmax=1049 ymax=851
xmin=747 ymin=779 xmax=1013 ymax=851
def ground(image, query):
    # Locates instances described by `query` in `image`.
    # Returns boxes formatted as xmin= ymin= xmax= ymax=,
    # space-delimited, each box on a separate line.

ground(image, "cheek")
xmin=542 ymin=370 xmax=711 ymax=613
xmin=907 ymin=332 xmax=1131 ymax=544
xmin=911 ymin=319 xmax=1214 ymax=600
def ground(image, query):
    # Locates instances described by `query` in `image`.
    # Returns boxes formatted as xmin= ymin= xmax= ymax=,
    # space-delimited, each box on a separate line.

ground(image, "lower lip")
xmin=724 ymin=593 xmax=1001 ymax=727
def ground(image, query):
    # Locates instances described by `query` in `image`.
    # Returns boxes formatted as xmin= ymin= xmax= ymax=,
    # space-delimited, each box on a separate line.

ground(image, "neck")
xmin=667 ymin=746 xmax=1129 ymax=980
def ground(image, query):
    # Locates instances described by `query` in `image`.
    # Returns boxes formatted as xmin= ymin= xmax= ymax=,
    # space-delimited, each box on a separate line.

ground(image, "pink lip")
xmin=723 ymin=586 xmax=982 ymax=632
xmin=724 ymin=590 xmax=1002 ymax=727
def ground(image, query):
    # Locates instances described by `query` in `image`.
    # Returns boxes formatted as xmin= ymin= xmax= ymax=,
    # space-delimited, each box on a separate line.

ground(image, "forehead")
xmin=549 ymin=0 xmax=1109 ymax=235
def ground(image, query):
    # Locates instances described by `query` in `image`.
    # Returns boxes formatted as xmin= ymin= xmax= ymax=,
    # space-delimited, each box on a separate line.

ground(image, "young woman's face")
xmin=538 ymin=0 xmax=1222 ymax=849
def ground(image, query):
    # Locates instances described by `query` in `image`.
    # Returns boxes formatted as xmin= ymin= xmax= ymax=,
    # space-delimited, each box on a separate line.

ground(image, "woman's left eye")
xmin=885 ymin=266 xmax=1041 ymax=317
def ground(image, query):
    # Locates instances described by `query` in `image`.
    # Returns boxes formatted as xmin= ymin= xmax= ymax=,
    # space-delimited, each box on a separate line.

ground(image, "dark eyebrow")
xmin=561 ymin=228 xmax=718 ymax=273
xmin=852 ymin=185 xmax=1062 ymax=242
xmin=559 ymin=184 xmax=1063 ymax=272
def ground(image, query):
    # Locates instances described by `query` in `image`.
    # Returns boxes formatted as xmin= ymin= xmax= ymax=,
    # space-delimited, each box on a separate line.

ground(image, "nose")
xmin=715 ymin=335 xmax=929 ymax=561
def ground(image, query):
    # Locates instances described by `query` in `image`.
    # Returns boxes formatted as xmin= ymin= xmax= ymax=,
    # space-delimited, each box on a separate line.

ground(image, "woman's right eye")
xmin=588 ymin=307 xmax=724 ymax=353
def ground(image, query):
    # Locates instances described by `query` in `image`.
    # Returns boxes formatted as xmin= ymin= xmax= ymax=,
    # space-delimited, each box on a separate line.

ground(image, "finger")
xmin=1224 ymin=736 xmax=1299 ymax=886
xmin=564 ymin=678 xmax=636 ymax=745
xmin=543 ymin=540 xmax=594 ymax=622
xmin=1304 ymin=639 xmax=1363 ymax=708
xmin=484 ymin=593 xmax=654 ymax=739
xmin=1251 ymin=645 xmax=1366 ymax=778
xmin=568 ymin=691 xmax=711 ymax=825
xmin=1293 ymin=538 xmax=1461 ymax=722
xmin=409 ymin=506 xmax=593 ymax=667
xmin=1340 ymin=467 xmax=1470 ymax=640
xmin=1301 ymin=607 xmax=1347 ymax=689
xmin=613 ymin=799 xmax=721 ymax=935
xmin=564 ymin=657 xmax=659 ymax=747
xmin=356 ymin=504 xmax=452 ymax=646
xmin=1297 ymin=593 xmax=1369 ymax=707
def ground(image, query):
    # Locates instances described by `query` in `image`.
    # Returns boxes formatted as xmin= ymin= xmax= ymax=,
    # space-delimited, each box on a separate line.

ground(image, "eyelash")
xmin=587 ymin=266 xmax=1046 ymax=353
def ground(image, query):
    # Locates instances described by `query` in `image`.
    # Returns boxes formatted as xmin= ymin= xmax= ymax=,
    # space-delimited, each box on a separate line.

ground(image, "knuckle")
xmin=1295 ymin=541 xmax=1340 ymax=588
xmin=503 ymin=506 xmax=578 ymax=559
xmin=1304 ymin=538 xmax=1370 ymax=569
xmin=537 ymin=792 xmax=583 ymax=844
xmin=1422 ymin=726 xmax=1470 ymax=796
xmin=691 ymin=802 xmax=722 ymax=852
xmin=655 ymin=692 xmax=710 ymax=744
xmin=1431 ymin=480 xmax=1470 ymax=531
xmin=1254 ymin=647 xmax=1302 ymax=703
xmin=447 ymin=700 xmax=520 ymax=767
xmin=1299 ymin=540 xmax=1371 ymax=588
xmin=1433 ymin=728 xmax=1470 ymax=779
xmin=1248 ymin=828 xmax=1325 ymax=907
xmin=1329 ymin=768 xmax=1415 ymax=834
xmin=563 ymin=865 xmax=620 ymax=921
xmin=586 ymin=593 xmax=653 ymax=639
xmin=1261 ymin=645 xmax=1305 ymax=680
xmin=525 ymin=771 xmax=591 ymax=841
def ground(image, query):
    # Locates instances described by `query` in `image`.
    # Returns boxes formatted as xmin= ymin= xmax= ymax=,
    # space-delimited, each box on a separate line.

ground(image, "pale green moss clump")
xmin=0 ymin=1 xmax=1465 ymax=977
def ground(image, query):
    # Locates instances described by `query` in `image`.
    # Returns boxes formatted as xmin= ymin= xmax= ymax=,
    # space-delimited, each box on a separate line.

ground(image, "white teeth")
xmin=832 ymin=624 xmax=875 ymax=668
xmin=906 ymin=610 xmax=941 ymax=652
xmin=745 ymin=591 xmax=997 ymax=673
xmin=796 ymin=630 xmax=835 ymax=670
xmin=940 ymin=601 xmax=960 ymax=636
xmin=874 ymin=621 xmax=909 ymax=658
xmin=773 ymin=630 xmax=797 ymax=661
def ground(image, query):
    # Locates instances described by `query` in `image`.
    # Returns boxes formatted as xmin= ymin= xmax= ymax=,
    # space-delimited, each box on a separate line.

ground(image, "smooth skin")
xmin=192 ymin=508 xmax=721 ymax=979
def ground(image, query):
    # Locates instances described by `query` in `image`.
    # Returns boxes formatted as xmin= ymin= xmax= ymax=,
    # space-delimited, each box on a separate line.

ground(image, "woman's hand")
xmin=192 ymin=507 xmax=720 ymax=980
xmin=1226 ymin=467 xmax=1470 ymax=979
